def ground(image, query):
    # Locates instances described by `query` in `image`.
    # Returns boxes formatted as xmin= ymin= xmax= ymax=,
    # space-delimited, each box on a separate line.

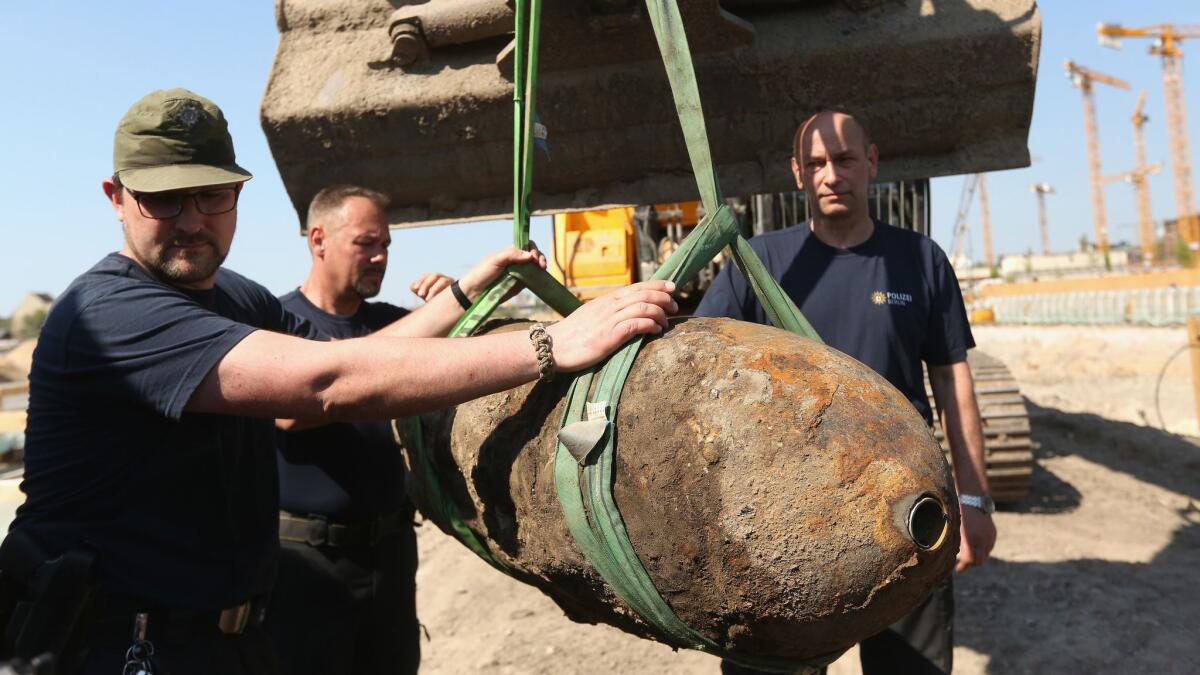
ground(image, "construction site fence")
xmin=985 ymin=287 xmax=1200 ymax=327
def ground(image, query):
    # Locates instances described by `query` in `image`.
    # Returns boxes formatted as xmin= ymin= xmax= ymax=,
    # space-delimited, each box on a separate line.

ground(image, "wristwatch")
xmin=959 ymin=493 xmax=995 ymax=514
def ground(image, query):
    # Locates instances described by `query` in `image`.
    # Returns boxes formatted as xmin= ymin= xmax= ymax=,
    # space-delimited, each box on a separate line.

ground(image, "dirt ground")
xmin=412 ymin=325 xmax=1200 ymax=675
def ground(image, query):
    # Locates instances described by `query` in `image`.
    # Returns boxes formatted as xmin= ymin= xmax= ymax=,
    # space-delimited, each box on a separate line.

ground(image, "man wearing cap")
xmin=266 ymin=184 xmax=454 ymax=675
xmin=3 ymin=89 xmax=676 ymax=673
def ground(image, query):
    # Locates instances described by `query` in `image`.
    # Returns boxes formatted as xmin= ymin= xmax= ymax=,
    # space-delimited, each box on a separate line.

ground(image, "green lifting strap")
xmin=551 ymin=0 xmax=839 ymax=670
xmin=406 ymin=0 xmax=579 ymax=575
xmin=399 ymin=417 xmax=513 ymax=574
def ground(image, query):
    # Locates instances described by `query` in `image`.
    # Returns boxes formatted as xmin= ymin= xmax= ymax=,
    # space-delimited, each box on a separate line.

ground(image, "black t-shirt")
xmin=694 ymin=221 xmax=974 ymax=424
xmin=275 ymin=290 xmax=409 ymax=521
xmin=13 ymin=253 xmax=321 ymax=610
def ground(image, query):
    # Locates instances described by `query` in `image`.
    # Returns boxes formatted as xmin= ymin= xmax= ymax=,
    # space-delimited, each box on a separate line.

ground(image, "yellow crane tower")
xmin=1030 ymin=183 xmax=1055 ymax=255
xmin=1065 ymin=60 xmax=1131 ymax=256
xmin=1099 ymin=23 xmax=1200 ymax=244
xmin=1105 ymin=90 xmax=1162 ymax=262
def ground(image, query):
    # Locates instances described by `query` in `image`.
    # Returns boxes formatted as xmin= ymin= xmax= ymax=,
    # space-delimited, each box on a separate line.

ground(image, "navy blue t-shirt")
xmin=13 ymin=253 xmax=321 ymax=609
xmin=695 ymin=221 xmax=974 ymax=424
xmin=275 ymin=290 xmax=409 ymax=521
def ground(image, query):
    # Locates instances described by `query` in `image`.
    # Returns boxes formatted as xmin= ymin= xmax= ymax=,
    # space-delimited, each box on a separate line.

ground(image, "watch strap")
xmin=450 ymin=280 xmax=473 ymax=311
xmin=960 ymin=493 xmax=995 ymax=514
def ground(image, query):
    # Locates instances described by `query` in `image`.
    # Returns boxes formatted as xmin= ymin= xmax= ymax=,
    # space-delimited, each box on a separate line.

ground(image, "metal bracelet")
xmin=450 ymin=280 xmax=472 ymax=310
xmin=529 ymin=323 xmax=555 ymax=382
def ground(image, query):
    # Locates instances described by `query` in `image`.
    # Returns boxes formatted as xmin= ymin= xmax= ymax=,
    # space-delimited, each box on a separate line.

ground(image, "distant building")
xmin=1162 ymin=215 xmax=1200 ymax=264
xmin=10 ymin=292 xmax=53 ymax=340
xmin=998 ymin=250 xmax=1130 ymax=281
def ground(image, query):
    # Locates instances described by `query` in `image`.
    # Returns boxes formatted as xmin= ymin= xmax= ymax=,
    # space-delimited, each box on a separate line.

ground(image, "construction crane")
xmin=1104 ymin=90 xmax=1162 ymax=262
xmin=1065 ymin=60 xmax=1131 ymax=256
xmin=978 ymin=174 xmax=994 ymax=268
xmin=949 ymin=174 xmax=979 ymax=264
xmin=1030 ymin=183 xmax=1055 ymax=255
xmin=1098 ymin=23 xmax=1200 ymax=244
xmin=949 ymin=174 xmax=995 ymax=269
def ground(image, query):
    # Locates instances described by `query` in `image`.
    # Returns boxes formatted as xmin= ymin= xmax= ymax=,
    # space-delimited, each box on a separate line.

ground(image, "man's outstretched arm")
xmin=928 ymin=359 xmax=997 ymax=572
xmin=190 ymin=280 xmax=677 ymax=421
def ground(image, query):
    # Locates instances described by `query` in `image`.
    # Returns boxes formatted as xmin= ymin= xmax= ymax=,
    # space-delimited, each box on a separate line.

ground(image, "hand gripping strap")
xmin=640 ymin=0 xmax=819 ymax=341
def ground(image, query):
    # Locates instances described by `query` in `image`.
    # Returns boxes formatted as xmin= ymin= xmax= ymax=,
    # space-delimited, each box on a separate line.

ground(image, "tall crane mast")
xmin=978 ymin=174 xmax=994 ymax=268
xmin=1030 ymin=183 xmax=1055 ymax=255
xmin=1099 ymin=23 xmax=1200 ymax=243
xmin=1104 ymin=91 xmax=1162 ymax=262
xmin=949 ymin=174 xmax=995 ymax=269
xmin=949 ymin=174 xmax=979 ymax=264
xmin=1065 ymin=60 xmax=1131 ymax=256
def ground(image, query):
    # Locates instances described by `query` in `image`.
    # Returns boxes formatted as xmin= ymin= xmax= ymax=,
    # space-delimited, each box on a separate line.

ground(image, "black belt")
xmin=89 ymin=595 xmax=268 ymax=644
xmin=278 ymin=512 xmax=405 ymax=549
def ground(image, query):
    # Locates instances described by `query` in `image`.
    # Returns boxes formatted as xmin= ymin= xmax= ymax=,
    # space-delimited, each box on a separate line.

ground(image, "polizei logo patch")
xmin=871 ymin=290 xmax=913 ymax=306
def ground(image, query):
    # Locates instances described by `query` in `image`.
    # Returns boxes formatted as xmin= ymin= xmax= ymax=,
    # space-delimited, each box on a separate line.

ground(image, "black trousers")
xmin=264 ymin=523 xmax=420 ymax=675
xmin=721 ymin=577 xmax=954 ymax=675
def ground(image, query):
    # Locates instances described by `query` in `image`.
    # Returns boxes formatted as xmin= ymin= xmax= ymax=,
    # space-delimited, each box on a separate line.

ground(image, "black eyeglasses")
xmin=127 ymin=187 xmax=240 ymax=220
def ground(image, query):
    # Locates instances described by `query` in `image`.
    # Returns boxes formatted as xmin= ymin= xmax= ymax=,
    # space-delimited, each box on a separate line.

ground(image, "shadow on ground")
xmin=955 ymin=519 xmax=1199 ymax=674
xmin=956 ymin=403 xmax=1199 ymax=674
xmin=1001 ymin=399 xmax=1200 ymax=514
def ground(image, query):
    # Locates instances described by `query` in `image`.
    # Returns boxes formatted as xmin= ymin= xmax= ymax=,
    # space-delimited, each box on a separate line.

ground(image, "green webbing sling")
xmin=409 ymin=0 xmax=839 ymax=668
xmin=546 ymin=3 xmax=837 ymax=670
xmin=410 ymin=0 xmax=574 ymax=577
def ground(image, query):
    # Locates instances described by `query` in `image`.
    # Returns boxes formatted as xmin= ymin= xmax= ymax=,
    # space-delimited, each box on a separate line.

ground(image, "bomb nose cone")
xmin=906 ymin=494 xmax=951 ymax=552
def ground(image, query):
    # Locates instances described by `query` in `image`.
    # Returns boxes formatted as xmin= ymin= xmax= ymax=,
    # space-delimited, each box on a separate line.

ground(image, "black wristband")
xmin=450 ymin=280 xmax=473 ymax=310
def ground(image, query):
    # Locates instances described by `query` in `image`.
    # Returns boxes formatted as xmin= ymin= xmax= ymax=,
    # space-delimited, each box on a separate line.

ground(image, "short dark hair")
xmin=112 ymin=174 xmax=124 ymax=190
xmin=792 ymin=107 xmax=873 ymax=159
xmin=307 ymin=184 xmax=390 ymax=231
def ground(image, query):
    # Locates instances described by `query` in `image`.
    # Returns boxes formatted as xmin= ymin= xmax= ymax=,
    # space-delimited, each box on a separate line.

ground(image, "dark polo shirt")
xmin=14 ymin=253 xmax=320 ymax=609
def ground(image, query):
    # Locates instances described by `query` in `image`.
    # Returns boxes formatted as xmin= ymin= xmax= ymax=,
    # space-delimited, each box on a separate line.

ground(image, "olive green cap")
xmin=113 ymin=88 xmax=252 ymax=193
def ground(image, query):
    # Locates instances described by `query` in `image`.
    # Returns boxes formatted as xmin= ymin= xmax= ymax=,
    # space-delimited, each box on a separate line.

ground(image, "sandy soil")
xmin=413 ymin=325 xmax=1200 ymax=674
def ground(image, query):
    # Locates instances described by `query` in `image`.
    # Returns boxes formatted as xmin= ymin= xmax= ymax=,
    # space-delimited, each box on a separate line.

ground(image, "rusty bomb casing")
xmin=401 ymin=318 xmax=959 ymax=660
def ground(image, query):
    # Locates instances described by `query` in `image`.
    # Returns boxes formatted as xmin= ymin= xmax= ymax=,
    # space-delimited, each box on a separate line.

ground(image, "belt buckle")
xmin=218 ymin=602 xmax=252 ymax=634
xmin=305 ymin=518 xmax=330 ymax=547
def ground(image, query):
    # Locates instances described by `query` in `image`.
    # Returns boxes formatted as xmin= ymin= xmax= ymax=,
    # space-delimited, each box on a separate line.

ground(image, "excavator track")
xmin=927 ymin=350 xmax=1033 ymax=505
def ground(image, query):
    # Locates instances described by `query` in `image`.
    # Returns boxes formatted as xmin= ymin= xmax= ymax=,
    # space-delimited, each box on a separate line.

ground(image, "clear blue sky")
xmin=1 ymin=1 xmax=1197 ymax=314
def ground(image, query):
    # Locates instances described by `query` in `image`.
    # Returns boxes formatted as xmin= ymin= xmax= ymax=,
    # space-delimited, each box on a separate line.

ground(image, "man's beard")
xmin=126 ymin=230 xmax=226 ymax=285
xmin=158 ymin=247 xmax=226 ymax=284
xmin=353 ymin=280 xmax=381 ymax=299
xmin=353 ymin=267 xmax=385 ymax=299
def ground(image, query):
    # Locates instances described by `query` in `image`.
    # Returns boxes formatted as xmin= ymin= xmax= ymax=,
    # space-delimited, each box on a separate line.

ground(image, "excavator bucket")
xmin=261 ymin=0 xmax=1041 ymax=229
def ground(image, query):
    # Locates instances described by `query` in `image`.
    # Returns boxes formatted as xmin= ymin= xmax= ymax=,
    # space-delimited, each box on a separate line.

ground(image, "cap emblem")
xmin=177 ymin=102 xmax=203 ymax=128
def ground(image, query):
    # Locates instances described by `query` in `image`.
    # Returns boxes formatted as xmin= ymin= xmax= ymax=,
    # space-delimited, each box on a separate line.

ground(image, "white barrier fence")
xmin=987 ymin=287 xmax=1200 ymax=326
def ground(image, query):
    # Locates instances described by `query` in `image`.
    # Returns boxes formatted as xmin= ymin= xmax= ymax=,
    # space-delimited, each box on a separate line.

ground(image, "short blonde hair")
xmin=307 ymin=184 xmax=390 ymax=231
